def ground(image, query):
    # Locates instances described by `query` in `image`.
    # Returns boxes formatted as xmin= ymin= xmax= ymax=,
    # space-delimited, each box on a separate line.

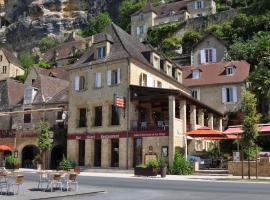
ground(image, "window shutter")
xmin=139 ymin=73 xmax=142 ymax=86
xmin=195 ymin=2 xmax=197 ymax=9
xmin=137 ymin=27 xmax=140 ymax=35
xmin=200 ymin=49 xmax=206 ymax=64
xmin=147 ymin=75 xmax=152 ymax=87
xmin=74 ymin=76 xmax=80 ymax=91
xmin=197 ymin=89 xmax=201 ymax=101
xmin=117 ymin=68 xmax=121 ymax=84
xmin=233 ymin=87 xmax=237 ymax=103
xmin=107 ymin=70 xmax=112 ymax=86
xmin=222 ymin=88 xmax=226 ymax=103
xmin=212 ymin=48 xmax=217 ymax=62
xmin=95 ymin=72 xmax=101 ymax=88
xmin=201 ymin=1 xmax=204 ymax=8
xmin=143 ymin=25 xmax=147 ymax=34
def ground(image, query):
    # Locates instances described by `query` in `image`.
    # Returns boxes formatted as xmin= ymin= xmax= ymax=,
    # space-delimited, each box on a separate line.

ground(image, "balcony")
xmin=130 ymin=120 xmax=169 ymax=131
xmin=0 ymin=129 xmax=16 ymax=138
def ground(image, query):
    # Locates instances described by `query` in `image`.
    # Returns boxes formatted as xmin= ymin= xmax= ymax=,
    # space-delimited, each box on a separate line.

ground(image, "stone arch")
xmin=21 ymin=145 xmax=40 ymax=169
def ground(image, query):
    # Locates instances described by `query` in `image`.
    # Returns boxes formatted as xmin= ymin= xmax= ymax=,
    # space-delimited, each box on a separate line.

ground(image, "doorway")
xmin=94 ymin=139 xmax=101 ymax=167
xmin=111 ymin=139 xmax=119 ymax=167
xmin=133 ymin=138 xmax=142 ymax=167
xmin=78 ymin=140 xmax=85 ymax=166
xmin=21 ymin=145 xmax=39 ymax=168
xmin=50 ymin=145 xmax=65 ymax=169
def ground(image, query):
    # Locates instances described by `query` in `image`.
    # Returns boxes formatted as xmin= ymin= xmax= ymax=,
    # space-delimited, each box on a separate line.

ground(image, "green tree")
xmin=81 ymin=12 xmax=112 ymax=37
xmin=37 ymin=121 xmax=53 ymax=169
xmin=39 ymin=36 xmax=59 ymax=53
xmin=241 ymin=91 xmax=260 ymax=179
xmin=19 ymin=53 xmax=35 ymax=71
xmin=181 ymin=31 xmax=202 ymax=53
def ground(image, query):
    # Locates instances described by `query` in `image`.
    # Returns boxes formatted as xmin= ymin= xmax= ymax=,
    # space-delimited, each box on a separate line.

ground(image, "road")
xmin=24 ymin=174 xmax=270 ymax=200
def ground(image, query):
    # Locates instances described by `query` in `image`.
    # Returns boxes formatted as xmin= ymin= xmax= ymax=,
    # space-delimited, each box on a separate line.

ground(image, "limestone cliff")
xmin=1 ymin=0 xmax=121 ymax=52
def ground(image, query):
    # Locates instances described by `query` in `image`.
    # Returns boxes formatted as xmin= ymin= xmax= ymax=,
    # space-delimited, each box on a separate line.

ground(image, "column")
xmin=218 ymin=117 xmax=223 ymax=132
xmin=190 ymin=105 xmax=196 ymax=130
xmin=180 ymin=100 xmax=187 ymax=133
xmin=198 ymin=109 xmax=205 ymax=127
xmin=67 ymin=140 xmax=78 ymax=165
xmin=119 ymin=138 xmax=127 ymax=169
xmin=101 ymin=139 xmax=111 ymax=168
xmin=208 ymin=113 xmax=214 ymax=129
xmin=168 ymin=95 xmax=175 ymax=166
xmin=85 ymin=139 xmax=94 ymax=167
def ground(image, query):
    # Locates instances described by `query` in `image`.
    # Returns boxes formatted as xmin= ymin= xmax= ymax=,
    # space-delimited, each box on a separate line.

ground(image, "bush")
xmin=38 ymin=60 xmax=51 ymax=69
xmin=207 ymin=146 xmax=220 ymax=158
xmin=39 ymin=36 xmax=59 ymax=53
xmin=170 ymin=151 xmax=193 ymax=175
xmin=146 ymin=159 xmax=159 ymax=168
xmin=59 ymin=156 xmax=76 ymax=171
xmin=5 ymin=156 xmax=20 ymax=168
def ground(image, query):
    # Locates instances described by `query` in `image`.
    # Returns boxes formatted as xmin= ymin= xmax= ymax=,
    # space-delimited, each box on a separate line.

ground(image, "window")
xmin=166 ymin=64 xmax=172 ymax=76
xmin=222 ymin=87 xmax=237 ymax=103
xmin=0 ymin=55 xmax=2 ymax=61
xmin=111 ymin=105 xmax=120 ymax=125
xmin=139 ymin=26 xmax=144 ymax=34
xmin=192 ymin=70 xmax=200 ymax=79
xmin=95 ymin=72 xmax=102 ymax=88
xmin=25 ymin=89 xmax=32 ymax=99
xmin=94 ymin=106 xmax=102 ymax=127
xmin=176 ymin=71 xmax=182 ymax=82
xmin=225 ymin=67 xmax=234 ymax=76
xmin=74 ymin=76 xmax=86 ymax=91
xmin=153 ymin=56 xmax=160 ymax=69
xmin=79 ymin=108 xmax=87 ymax=128
xmin=97 ymin=46 xmax=106 ymax=59
xmin=139 ymin=73 xmax=147 ymax=86
xmin=2 ymin=66 xmax=7 ymax=74
xmin=137 ymin=26 xmax=144 ymax=35
xmin=195 ymin=1 xmax=203 ymax=9
xmin=200 ymin=48 xmax=216 ymax=64
xmin=24 ymin=109 xmax=31 ymax=124
xmin=140 ymin=14 xmax=144 ymax=21
xmin=107 ymin=69 xmax=121 ymax=86
xmin=157 ymin=81 xmax=162 ymax=88
xmin=191 ymin=89 xmax=200 ymax=100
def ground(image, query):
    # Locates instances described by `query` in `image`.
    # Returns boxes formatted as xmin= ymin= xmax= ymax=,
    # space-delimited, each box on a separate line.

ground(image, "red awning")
xmin=223 ymin=124 xmax=270 ymax=136
xmin=0 ymin=145 xmax=13 ymax=151
xmin=223 ymin=127 xmax=243 ymax=134
xmin=187 ymin=127 xmax=223 ymax=138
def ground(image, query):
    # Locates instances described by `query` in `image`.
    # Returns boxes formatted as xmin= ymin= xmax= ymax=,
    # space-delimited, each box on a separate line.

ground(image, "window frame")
xmin=2 ymin=66 xmax=7 ymax=74
xmin=111 ymin=105 xmax=120 ymax=126
xmin=97 ymin=46 xmax=106 ymax=59
xmin=24 ymin=109 xmax=31 ymax=124
xmin=192 ymin=70 xmax=200 ymax=79
xmin=225 ymin=67 xmax=234 ymax=76
xmin=94 ymin=106 xmax=103 ymax=127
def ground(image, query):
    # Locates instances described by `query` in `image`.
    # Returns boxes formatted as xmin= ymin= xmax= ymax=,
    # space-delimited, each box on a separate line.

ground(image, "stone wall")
xmin=228 ymin=160 xmax=270 ymax=177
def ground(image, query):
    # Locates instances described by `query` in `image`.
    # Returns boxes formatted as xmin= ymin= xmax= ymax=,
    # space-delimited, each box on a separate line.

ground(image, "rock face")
xmin=2 ymin=0 xmax=121 ymax=52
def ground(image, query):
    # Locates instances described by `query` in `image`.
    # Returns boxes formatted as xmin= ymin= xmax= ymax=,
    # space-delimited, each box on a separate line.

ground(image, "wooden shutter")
xmin=233 ymin=87 xmax=237 ymax=103
xmin=201 ymin=1 xmax=204 ymax=8
xmin=147 ymin=75 xmax=153 ymax=87
xmin=212 ymin=48 xmax=217 ymax=62
xmin=200 ymin=49 xmax=206 ymax=64
xmin=195 ymin=1 xmax=197 ymax=9
xmin=96 ymin=72 xmax=101 ymax=88
xmin=74 ymin=76 xmax=80 ymax=91
xmin=137 ymin=27 xmax=140 ymax=35
xmin=117 ymin=68 xmax=121 ymax=84
xmin=107 ymin=70 xmax=112 ymax=86
xmin=222 ymin=88 xmax=226 ymax=103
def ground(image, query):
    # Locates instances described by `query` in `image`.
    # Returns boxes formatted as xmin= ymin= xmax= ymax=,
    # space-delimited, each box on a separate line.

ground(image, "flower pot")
xmin=37 ymin=164 xmax=42 ymax=170
xmin=160 ymin=166 xmax=167 ymax=178
xmin=134 ymin=167 xmax=158 ymax=176
xmin=74 ymin=167 xmax=80 ymax=174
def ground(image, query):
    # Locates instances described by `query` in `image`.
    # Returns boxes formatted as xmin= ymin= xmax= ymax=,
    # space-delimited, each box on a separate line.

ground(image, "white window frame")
xmin=192 ymin=70 xmax=200 ymax=79
xmin=225 ymin=67 xmax=234 ymax=76
xmin=95 ymin=72 xmax=102 ymax=88
xmin=97 ymin=46 xmax=106 ymax=59
xmin=222 ymin=86 xmax=237 ymax=104
xmin=108 ymin=68 xmax=121 ymax=86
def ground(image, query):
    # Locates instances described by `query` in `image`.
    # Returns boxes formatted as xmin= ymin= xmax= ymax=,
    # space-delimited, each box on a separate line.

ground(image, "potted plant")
xmin=5 ymin=156 xmax=20 ymax=170
xmin=158 ymin=157 xmax=168 ymax=178
xmin=33 ymin=154 xmax=42 ymax=170
xmin=134 ymin=160 xmax=158 ymax=176
xmin=59 ymin=156 xmax=76 ymax=171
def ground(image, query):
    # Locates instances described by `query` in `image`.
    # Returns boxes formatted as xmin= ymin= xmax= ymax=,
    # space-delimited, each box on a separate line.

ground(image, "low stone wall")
xmin=228 ymin=160 xmax=270 ymax=177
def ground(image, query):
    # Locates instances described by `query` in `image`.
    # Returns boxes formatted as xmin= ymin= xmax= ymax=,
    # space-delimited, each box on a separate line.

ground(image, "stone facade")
xmin=187 ymin=0 xmax=216 ymax=18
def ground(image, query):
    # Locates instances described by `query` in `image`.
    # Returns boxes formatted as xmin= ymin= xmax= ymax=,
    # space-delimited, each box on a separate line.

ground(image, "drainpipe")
xmin=126 ymin=58 xmax=131 ymax=169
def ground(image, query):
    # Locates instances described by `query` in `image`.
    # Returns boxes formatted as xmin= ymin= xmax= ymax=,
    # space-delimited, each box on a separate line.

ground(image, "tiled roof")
xmin=32 ymin=75 xmax=69 ymax=104
xmin=182 ymin=61 xmax=250 ymax=87
xmin=6 ymin=79 xmax=25 ymax=107
xmin=42 ymin=40 xmax=86 ymax=62
xmin=47 ymin=88 xmax=68 ymax=103
xmin=33 ymin=66 xmax=71 ymax=81
xmin=132 ymin=1 xmax=188 ymax=17
xmin=2 ymin=48 xmax=21 ymax=67
xmin=192 ymin=32 xmax=228 ymax=49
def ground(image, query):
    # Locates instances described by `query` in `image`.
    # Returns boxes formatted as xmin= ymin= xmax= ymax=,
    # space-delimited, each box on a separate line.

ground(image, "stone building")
xmin=191 ymin=33 xmax=228 ymax=66
xmin=182 ymin=60 xmax=250 ymax=114
xmin=67 ymin=23 xmax=223 ymax=169
xmin=0 ymin=70 xmax=69 ymax=169
xmin=131 ymin=0 xmax=216 ymax=41
xmin=0 ymin=48 xmax=24 ymax=80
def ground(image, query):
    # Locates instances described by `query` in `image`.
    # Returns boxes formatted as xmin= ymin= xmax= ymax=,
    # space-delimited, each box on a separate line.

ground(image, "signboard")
xmin=114 ymin=94 xmax=125 ymax=108
xmin=233 ymin=151 xmax=240 ymax=161
xmin=144 ymin=154 xmax=157 ymax=165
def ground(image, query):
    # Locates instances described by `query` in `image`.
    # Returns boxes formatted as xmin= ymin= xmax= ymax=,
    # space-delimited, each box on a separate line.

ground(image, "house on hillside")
xmin=182 ymin=61 xmax=250 ymax=114
xmin=191 ymin=33 xmax=228 ymax=66
xmin=0 ymin=48 xmax=24 ymax=80
xmin=66 ymin=23 xmax=223 ymax=169
xmin=131 ymin=0 xmax=216 ymax=42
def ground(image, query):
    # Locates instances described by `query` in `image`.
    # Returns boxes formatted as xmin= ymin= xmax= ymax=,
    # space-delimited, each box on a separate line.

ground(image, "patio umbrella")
xmin=0 ymin=145 xmax=13 ymax=151
xmin=187 ymin=127 xmax=224 ymax=138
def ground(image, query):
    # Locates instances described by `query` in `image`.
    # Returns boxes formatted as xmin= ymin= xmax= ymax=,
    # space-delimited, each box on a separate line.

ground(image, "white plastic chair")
xmin=7 ymin=175 xmax=24 ymax=195
xmin=38 ymin=172 xmax=49 ymax=190
xmin=48 ymin=174 xmax=63 ymax=192
xmin=66 ymin=173 xmax=78 ymax=192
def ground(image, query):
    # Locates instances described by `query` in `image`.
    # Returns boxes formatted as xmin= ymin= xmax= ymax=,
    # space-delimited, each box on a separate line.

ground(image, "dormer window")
xmin=97 ymin=46 xmax=106 ymax=59
xmin=153 ymin=55 xmax=160 ymax=69
xmin=176 ymin=71 xmax=182 ymax=83
xmin=24 ymin=87 xmax=37 ymax=104
xmin=192 ymin=70 xmax=200 ymax=79
xmin=195 ymin=1 xmax=203 ymax=9
xmin=225 ymin=67 xmax=234 ymax=76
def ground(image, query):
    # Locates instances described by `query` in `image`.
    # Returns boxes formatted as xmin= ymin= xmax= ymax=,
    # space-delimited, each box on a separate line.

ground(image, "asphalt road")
xmin=24 ymin=174 xmax=270 ymax=200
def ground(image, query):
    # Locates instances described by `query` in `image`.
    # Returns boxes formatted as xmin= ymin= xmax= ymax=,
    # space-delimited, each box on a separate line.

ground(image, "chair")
xmin=7 ymin=175 xmax=24 ymax=195
xmin=157 ymin=121 xmax=165 ymax=130
xmin=66 ymin=173 xmax=78 ymax=192
xmin=48 ymin=174 xmax=63 ymax=192
xmin=37 ymin=172 xmax=49 ymax=190
xmin=140 ymin=122 xmax=147 ymax=130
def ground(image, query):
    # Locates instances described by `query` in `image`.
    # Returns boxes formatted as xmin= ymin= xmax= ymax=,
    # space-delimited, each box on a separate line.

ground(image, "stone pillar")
xmin=85 ymin=139 xmax=94 ymax=167
xmin=218 ymin=117 xmax=223 ymax=132
xmin=198 ymin=109 xmax=205 ymax=127
xmin=101 ymin=139 xmax=111 ymax=168
xmin=67 ymin=140 xmax=78 ymax=164
xmin=180 ymin=100 xmax=187 ymax=133
xmin=168 ymin=95 xmax=175 ymax=166
xmin=208 ymin=113 xmax=214 ymax=129
xmin=119 ymin=138 xmax=127 ymax=169
xmin=190 ymin=105 xmax=196 ymax=130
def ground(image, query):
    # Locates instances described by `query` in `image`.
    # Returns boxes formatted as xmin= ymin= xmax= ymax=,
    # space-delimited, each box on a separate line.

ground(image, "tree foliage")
xmin=170 ymin=151 xmax=193 ymax=175
xmin=81 ymin=12 xmax=112 ymax=37
xmin=37 ymin=121 xmax=52 ymax=153
xmin=181 ymin=31 xmax=202 ymax=53
xmin=39 ymin=36 xmax=59 ymax=53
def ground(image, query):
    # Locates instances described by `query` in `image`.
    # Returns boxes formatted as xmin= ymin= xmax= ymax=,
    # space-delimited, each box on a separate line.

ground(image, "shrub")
xmin=39 ymin=36 xmax=59 ymax=53
xmin=146 ymin=159 xmax=159 ymax=168
xmin=207 ymin=146 xmax=220 ymax=158
xmin=170 ymin=151 xmax=193 ymax=175
xmin=59 ymin=156 xmax=76 ymax=171
xmin=38 ymin=60 xmax=51 ymax=69
xmin=5 ymin=156 xmax=20 ymax=168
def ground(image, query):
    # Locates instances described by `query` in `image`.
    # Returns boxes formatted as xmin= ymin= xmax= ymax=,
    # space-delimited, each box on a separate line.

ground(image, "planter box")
xmin=134 ymin=167 xmax=158 ymax=176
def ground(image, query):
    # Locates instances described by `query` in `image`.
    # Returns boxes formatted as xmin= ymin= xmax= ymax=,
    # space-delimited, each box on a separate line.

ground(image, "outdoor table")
xmin=0 ymin=172 xmax=22 ymax=195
